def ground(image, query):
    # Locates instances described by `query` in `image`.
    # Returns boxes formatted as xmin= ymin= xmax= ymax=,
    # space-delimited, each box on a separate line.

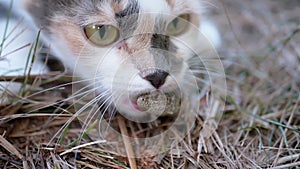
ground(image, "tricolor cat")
xmin=0 ymin=0 xmax=220 ymax=120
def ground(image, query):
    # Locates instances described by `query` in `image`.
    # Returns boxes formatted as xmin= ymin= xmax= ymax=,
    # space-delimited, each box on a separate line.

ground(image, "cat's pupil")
xmin=98 ymin=25 xmax=106 ymax=38
xmin=172 ymin=18 xmax=179 ymax=28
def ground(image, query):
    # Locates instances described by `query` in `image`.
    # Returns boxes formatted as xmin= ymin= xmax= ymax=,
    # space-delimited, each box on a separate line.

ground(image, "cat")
xmin=0 ymin=0 xmax=220 ymax=121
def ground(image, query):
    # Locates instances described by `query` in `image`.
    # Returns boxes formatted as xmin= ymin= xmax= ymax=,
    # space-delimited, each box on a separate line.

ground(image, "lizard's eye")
xmin=84 ymin=24 xmax=120 ymax=46
xmin=166 ymin=14 xmax=190 ymax=36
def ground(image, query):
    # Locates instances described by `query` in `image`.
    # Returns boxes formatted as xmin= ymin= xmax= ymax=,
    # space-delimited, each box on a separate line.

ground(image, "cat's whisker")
xmin=96 ymin=93 xmax=115 ymax=126
xmin=191 ymin=70 xmax=225 ymax=77
xmin=70 ymin=89 xmax=110 ymax=118
xmin=183 ymin=74 xmax=237 ymax=97
xmin=105 ymin=104 xmax=117 ymax=130
xmin=20 ymin=79 xmax=104 ymax=114
xmin=73 ymin=92 xmax=113 ymax=144
xmin=50 ymin=88 xmax=100 ymax=116
xmin=200 ymin=0 xmax=219 ymax=9
xmin=49 ymin=89 xmax=111 ymax=146
xmin=90 ymin=98 xmax=114 ymax=140
xmin=96 ymin=91 xmax=129 ymax=137
xmin=25 ymin=76 xmax=102 ymax=98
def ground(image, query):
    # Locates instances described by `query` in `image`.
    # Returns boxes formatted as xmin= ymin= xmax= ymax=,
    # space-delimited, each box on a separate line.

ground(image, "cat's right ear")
xmin=0 ymin=0 xmax=43 ymax=26
xmin=20 ymin=0 xmax=50 ymax=28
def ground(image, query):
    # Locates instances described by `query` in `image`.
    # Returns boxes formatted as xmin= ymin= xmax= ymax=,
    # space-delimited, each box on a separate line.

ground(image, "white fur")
xmin=139 ymin=0 xmax=170 ymax=13
xmin=0 ymin=0 xmax=221 ymax=120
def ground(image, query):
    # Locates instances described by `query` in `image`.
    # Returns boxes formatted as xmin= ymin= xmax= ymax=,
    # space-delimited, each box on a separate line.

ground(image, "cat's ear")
xmin=21 ymin=0 xmax=45 ymax=10
xmin=21 ymin=0 xmax=51 ymax=28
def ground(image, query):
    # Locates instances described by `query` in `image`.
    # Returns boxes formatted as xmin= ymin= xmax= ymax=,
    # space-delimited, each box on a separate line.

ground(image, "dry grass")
xmin=1 ymin=0 xmax=299 ymax=168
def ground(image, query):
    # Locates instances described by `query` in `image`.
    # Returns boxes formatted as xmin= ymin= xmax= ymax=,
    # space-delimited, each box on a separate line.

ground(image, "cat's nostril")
xmin=143 ymin=70 xmax=169 ymax=89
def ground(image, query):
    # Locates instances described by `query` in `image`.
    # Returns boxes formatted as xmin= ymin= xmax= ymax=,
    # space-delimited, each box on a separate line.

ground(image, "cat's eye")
xmin=84 ymin=24 xmax=119 ymax=46
xmin=166 ymin=14 xmax=190 ymax=36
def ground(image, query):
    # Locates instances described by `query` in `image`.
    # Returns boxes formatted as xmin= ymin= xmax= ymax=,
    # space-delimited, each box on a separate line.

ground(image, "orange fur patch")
xmin=51 ymin=22 xmax=85 ymax=56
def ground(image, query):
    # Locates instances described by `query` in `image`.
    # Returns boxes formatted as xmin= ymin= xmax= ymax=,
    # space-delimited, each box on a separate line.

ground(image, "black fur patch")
xmin=151 ymin=17 xmax=177 ymax=52
xmin=150 ymin=33 xmax=177 ymax=70
xmin=151 ymin=34 xmax=170 ymax=50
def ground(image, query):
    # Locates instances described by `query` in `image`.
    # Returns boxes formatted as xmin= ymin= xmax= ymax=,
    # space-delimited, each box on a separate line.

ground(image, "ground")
xmin=0 ymin=0 xmax=299 ymax=168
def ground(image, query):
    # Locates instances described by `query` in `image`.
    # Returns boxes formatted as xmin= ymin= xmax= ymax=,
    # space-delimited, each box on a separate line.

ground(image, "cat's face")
xmin=23 ymin=0 xmax=209 ymax=121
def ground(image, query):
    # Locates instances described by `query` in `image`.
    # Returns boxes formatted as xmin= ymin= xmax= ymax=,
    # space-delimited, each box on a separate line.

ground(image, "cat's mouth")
xmin=129 ymin=90 xmax=181 ymax=117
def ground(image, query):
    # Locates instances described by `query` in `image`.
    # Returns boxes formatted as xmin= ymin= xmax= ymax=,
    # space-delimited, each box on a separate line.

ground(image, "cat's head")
xmin=23 ymin=0 xmax=216 ymax=121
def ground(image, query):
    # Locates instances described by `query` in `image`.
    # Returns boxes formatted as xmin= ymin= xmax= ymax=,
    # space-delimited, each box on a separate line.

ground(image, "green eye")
xmin=166 ymin=14 xmax=190 ymax=36
xmin=84 ymin=24 xmax=119 ymax=46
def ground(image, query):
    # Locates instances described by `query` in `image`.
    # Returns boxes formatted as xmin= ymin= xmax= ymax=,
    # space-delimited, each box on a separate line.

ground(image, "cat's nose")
xmin=143 ymin=70 xmax=169 ymax=89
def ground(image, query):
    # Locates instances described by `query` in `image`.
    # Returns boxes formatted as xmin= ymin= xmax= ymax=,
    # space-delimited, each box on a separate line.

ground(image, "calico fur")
xmin=0 ymin=0 xmax=220 ymax=120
